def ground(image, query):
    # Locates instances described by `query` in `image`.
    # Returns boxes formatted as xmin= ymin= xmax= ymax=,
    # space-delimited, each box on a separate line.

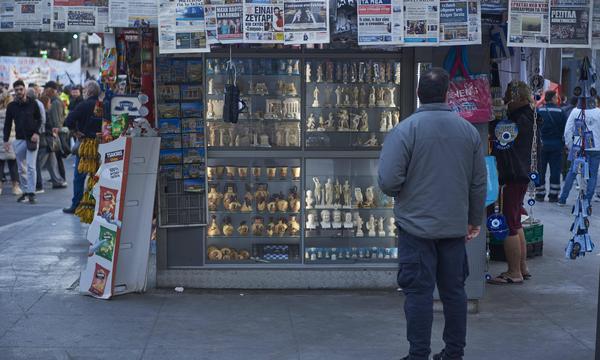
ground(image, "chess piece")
xmin=343 ymin=180 xmax=352 ymax=207
xmin=335 ymin=86 xmax=343 ymax=106
xmin=312 ymin=87 xmax=320 ymax=107
xmin=320 ymin=210 xmax=331 ymax=229
xmin=306 ymin=189 xmax=315 ymax=209
xmin=343 ymin=212 xmax=354 ymax=229
xmin=378 ymin=217 xmax=386 ymax=237
xmin=354 ymin=187 xmax=363 ymax=207
xmin=208 ymin=78 xmax=214 ymax=95
xmin=354 ymin=212 xmax=364 ymax=237
xmin=307 ymin=113 xmax=316 ymax=130
xmin=332 ymin=210 xmax=342 ymax=229
xmin=368 ymin=86 xmax=376 ymax=107
xmin=306 ymin=212 xmax=318 ymax=229
xmin=388 ymin=87 xmax=397 ymax=107
xmin=325 ymin=178 xmax=333 ymax=206
xmin=306 ymin=63 xmax=312 ymax=83
xmin=313 ymin=177 xmax=322 ymax=206
xmin=359 ymin=110 xmax=369 ymax=132
xmin=387 ymin=217 xmax=396 ymax=237
xmin=316 ymin=63 xmax=324 ymax=82
xmin=367 ymin=215 xmax=376 ymax=237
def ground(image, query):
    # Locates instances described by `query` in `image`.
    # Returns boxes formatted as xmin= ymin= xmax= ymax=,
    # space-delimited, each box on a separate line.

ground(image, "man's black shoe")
xmin=28 ymin=193 xmax=37 ymax=204
xmin=433 ymin=350 xmax=462 ymax=360
xmin=17 ymin=193 xmax=28 ymax=203
xmin=52 ymin=183 xmax=68 ymax=189
xmin=62 ymin=207 xmax=76 ymax=214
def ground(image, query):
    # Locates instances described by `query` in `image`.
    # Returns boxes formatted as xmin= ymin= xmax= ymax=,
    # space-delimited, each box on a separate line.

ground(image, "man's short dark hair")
xmin=544 ymin=90 xmax=556 ymax=103
xmin=13 ymin=80 xmax=25 ymax=88
xmin=570 ymin=96 xmax=578 ymax=106
xmin=418 ymin=68 xmax=450 ymax=104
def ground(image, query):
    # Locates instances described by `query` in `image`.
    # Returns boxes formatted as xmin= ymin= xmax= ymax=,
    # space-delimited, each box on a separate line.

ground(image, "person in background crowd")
xmin=378 ymin=68 xmax=486 ymax=360
xmin=60 ymin=85 xmax=70 ymax=116
xmin=562 ymin=96 xmax=578 ymax=118
xmin=35 ymin=92 xmax=66 ymax=191
xmin=43 ymin=81 xmax=67 ymax=182
xmin=535 ymin=90 xmax=567 ymax=202
xmin=28 ymin=83 xmax=42 ymax=98
xmin=0 ymin=90 xmax=21 ymax=196
xmin=63 ymin=80 xmax=102 ymax=214
xmin=69 ymin=85 xmax=83 ymax=111
xmin=488 ymin=81 xmax=535 ymax=285
xmin=3 ymin=80 xmax=42 ymax=204
xmin=559 ymin=96 xmax=600 ymax=205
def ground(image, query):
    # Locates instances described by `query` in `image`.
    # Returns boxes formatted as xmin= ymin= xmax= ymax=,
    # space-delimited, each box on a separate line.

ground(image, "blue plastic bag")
xmin=485 ymin=156 xmax=499 ymax=207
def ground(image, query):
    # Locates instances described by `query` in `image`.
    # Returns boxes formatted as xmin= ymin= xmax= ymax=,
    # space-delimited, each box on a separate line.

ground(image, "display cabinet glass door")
xmin=304 ymin=59 xmax=401 ymax=150
xmin=304 ymin=158 xmax=397 ymax=263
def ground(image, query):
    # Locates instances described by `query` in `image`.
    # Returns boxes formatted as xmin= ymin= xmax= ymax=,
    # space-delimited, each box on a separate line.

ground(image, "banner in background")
xmin=0 ymin=0 xmax=51 ymax=32
xmin=549 ymin=0 xmax=592 ymax=48
xmin=108 ymin=0 xmax=158 ymax=28
xmin=215 ymin=0 xmax=244 ymax=43
xmin=80 ymin=137 xmax=130 ymax=300
xmin=439 ymin=0 xmax=482 ymax=45
xmin=403 ymin=0 xmax=440 ymax=45
xmin=594 ymin=0 xmax=600 ymax=47
xmin=0 ymin=56 xmax=82 ymax=86
xmin=507 ymin=0 xmax=549 ymax=47
xmin=158 ymin=0 xmax=209 ymax=54
xmin=357 ymin=0 xmax=404 ymax=46
xmin=243 ymin=0 xmax=283 ymax=43
xmin=283 ymin=0 xmax=330 ymax=44
xmin=51 ymin=0 xmax=109 ymax=33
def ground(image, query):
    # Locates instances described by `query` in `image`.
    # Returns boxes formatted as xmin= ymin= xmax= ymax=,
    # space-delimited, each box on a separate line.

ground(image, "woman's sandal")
xmin=501 ymin=271 xmax=532 ymax=280
xmin=487 ymin=274 xmax=524 ymax=285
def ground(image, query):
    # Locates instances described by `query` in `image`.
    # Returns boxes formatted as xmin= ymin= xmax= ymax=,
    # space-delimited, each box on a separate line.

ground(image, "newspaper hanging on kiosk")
xmin=51 ymin=0 xmax=110 ymax=33
xmin=109 ymin=0 xmax=158 ymax=28
xmin=549 ymin=0 xmax=592 ymax=48
xmin=439 ymin=0 xmax=482 ymax=45
xmin=283 ymin=0 xmax=330 ymax=44
xmin=357 ymin=0 xmax=404 ymax=46
xmin=0 ymin=0 xmax=51 ymax=32
xmin=403 ymin=0 xmax=440 ymax=45
xmin=158 ymin=0 xmax=209 ymax=54
xmin=243 ymin=0 xmax=284 ymax=43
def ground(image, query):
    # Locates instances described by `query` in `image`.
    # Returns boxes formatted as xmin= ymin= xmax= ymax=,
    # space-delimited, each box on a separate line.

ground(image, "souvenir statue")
xmin=387 ymin=217 xmax=396 ymax=237
xmin=208 ymin=127 xmax=217 ymax=147
xmin=336 ymin=63 xmax=343 ymax=82
xmin=380 ymin=112 xmax=388 ymax=132
xmin=278 ymin=60 xmax=287 ymax=73
xmin=364 ymin=186 xmax=375 ymax=208
xmin=293 ymin=60 xmax=300 ymax=74
xmin=322 ymin=87 xmax=332 ymax=108
xmin=266 ymin=217 xmax=275 ymax=236
xmin=255 ymin=183 xmax=269 ymax=210
xmin=255 ymin=83 xmax=269 ymax=95
xmin=354 ymin=187 xmax=364 ymax=207
xmin=312 ymin=87 xmax=320 ymax=107
xmin=386 ymin=112 xmax=394 ymax=131
xmin=288 ymin=216 xmax=300 ymax=236
xmin=228 ymin=128 xmax=235 ymax=147
xmin=267 ymin=167 xmax=277 ymax=180
xmin=344 ymin=93 xmax=351 ymax=106
xmin=358 ymin=62 xmax=366 ymax=83
xmin=325 ymin=178 xmax=334 ymax=206
xmin=342 ymin=63 xmax=349 ymax=83
xmin=317 ymin=115 xmax=326 ymax=131
xmin=367 ymin=215 xmax=376 ymax=237
xmin=207 ymin=166 xmax=216 ymax=180
xmin=351 ymin=114 xmax=361 ymax=131
xmin=275 ymin=218 xmax=288 ymax=236
xmin=223 ymin=185 xmax=237 ymax=210
xmin=343 ymin=180 xmax=352 ymax=207
xmin=279 ymin=167 xmax=288 ymax=179
xmin=359 ymin=111 xmax=369 ymax=132
xmin=208 ymin=215 xmax=221 ymax=236
xmin=388 ymin=87 xmax=397 ymax=107
xmin=207 ymin=185 xmax=223 ymax=211
xmin=316 ymin=63 xmax=324 ymax=82
xmin=291 ymin=167 xmax=301 ymax=180
xmin=334 ymin=179 xmax=342 ymax=206
xmin=306 ymin=63 xmax=312 ymax=83
xmin=327 ymin=113 xmax=335 ymax=129
xmin=343 ymin=212 xmax=354 ymax=228
xmin=306 ymin=190 xmax=315 ymax=209
xmin=380 ymin=63 xmax=386 ymax=84
xmin=215 ymin=166 xmax=225 ymax=179
xmin=351 ymin=62 xmax=357 ymax=83
xmin=217 ymin=128 xmax=226 ymax=147
xmin=393 ymin=111 xmax=400 ymax=128
xmin=373 ymin=63 xmax=380 ymax=83
xmin=238 ymin=167 xmax=248 ymax=179
xmin=241 ymin=200 xmax=253 ymax=212
xmin=208 ymin=78 xmax=214 ymax=95
xmin=287 ymin=60 xmax=294 ymax=75
xmin=267 ymin=195 xmax=278 ymax=213
xmin=320 ymin=210 xmax=332 ymax=229
xmin=226 ymin=166 xmax=236 ymax=179
xmin=376 ymin=88 xmax=386 ymax=106
xmin=207 ymin=100 xmax=215 ymax=118
xmin=363 ymin=133 xmax=379 ymax=147
xmin=222 ymin=218 xmax=234 ymax=237
xmin=288 ymin=190 xmax=301 ymax=213
xmin=287 ymin=83 xmax=298 ymax=96
xmin=326 ymin=62 xmax=334 ymax=82
xmin=378 ymin=217 xmax=386 ymax=237
xmin=207 ymin=60 xmax=214 ymax=74
xmin=368 ymin=86 xmax=376 ymax=107
xmin=252 ymin=217 xmax=265 ymax=236
xmin=335 ymin=86 xmax=343 ymax=106
xmin=276 ymin=80 xmax=285 ymax=95
xmin=353 ymin=87 xmax=360 ymax=107
xmin=228 ymin=198 xmax=242 ymax=212
xmin=354 ymin=212 xmax=364 ymax=237
xmin=306 ymin=212 xmax=318 ymax=229
xmin=394 ymin=62 xmax=401 ymax=84
xmin=276 ymin=195 xmax=289 ymax=212
xmin=313 ymin=177 xmax=322 ymax=206
xmin=252 ymin=167 xmax=262 ymax=178
xmin=237 ymin=221 xmax=249 ymax=236
xmin=332 ymin=210 xmax=343 ymax=229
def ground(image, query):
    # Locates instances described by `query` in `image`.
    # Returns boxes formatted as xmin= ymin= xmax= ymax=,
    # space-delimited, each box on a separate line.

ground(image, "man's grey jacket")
xmin=378 ymin=103 xmax=487 ymax=239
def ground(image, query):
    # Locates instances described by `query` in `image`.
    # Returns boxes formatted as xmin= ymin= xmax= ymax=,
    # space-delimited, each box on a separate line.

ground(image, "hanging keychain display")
xmin=526 ymin=100 xmax=540 ymax=209
xmin=487 ymin=185 xmax=509 ymax=242
xmin=494 ymin=118 xmax=519 ymax=150
xmin=565 ymin=56 xmax=595 ymax=259
xmin=223 ymin=47 xmax=247 ymax=124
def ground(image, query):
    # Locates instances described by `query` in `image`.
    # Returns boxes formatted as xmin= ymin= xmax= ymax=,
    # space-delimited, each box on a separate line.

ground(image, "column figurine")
xmin=316 ymin=63 xmax=324 ymax=82
xmin=388 ymin=87 xmax=397 ymax=107
xmin=312 ymin=87 xmax=320 ymax=107
xmin=306 ymin=63 xmax=312 ymax=83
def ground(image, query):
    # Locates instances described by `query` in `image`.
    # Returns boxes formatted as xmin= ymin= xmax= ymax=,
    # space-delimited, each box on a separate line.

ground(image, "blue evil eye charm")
xmin=487 ymin=213 xmax=509 ymax=241
xmin=527 ymin=198 xmax=536 ymax=206
xmin=529 ymin=172 xmax=540 ymax=186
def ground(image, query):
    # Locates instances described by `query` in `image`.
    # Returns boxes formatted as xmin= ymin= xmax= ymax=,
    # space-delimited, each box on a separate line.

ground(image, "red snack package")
xmin=89 ymin=263 xmax=110 ymax=297
xmin=98 ymin=186 xmax=118 ymax=220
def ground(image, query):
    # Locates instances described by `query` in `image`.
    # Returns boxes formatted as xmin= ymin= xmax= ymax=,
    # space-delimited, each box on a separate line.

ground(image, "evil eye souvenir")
xmin=527 ymin=198 xmax=536 ymax=206
xmin=487 ymin=213 xmax=509 ymax=241
xmin=528 ymin=172 xmax=540 ymax=186
xmin=494 ymin=119 xmax=518 ymax=150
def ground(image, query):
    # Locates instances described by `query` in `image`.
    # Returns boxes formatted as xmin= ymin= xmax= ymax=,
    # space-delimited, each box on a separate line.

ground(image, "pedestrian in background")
xmin=489 ymin=81 xmax=535 ymax=285
xmin=68 ymin=85 xmax=83 ymax=111
xmin=378 ymin=68 xmax=486 ymax=360
xmin=63 ymin=80 xmax=102 ymax=214
xmin=35 ymin=92 xmax=66 ymax=191
xmin=0 ymin=90 xmax=21 ymax=196
xmin=43 ymin=81 xmax=67 ymax=182
xmin=3 ymin=80 xmax=42 ymax=204
xmin=535 ymin=90 xmax=567 ymax=202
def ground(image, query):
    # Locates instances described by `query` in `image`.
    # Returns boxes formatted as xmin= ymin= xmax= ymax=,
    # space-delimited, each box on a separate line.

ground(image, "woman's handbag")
xmin=45 ymin=133 xmax=61 ymax=153
xmin=26 ymin=139 xmax=38 ymax=151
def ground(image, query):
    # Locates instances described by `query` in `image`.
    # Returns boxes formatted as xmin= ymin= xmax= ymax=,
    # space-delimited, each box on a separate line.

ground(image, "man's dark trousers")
xmin=398 ymin=230 xmax=469 ymax=360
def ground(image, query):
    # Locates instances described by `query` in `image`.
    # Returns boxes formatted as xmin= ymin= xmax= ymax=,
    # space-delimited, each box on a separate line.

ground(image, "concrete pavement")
xmin=0 ymin=195 xmax=598 ymax=359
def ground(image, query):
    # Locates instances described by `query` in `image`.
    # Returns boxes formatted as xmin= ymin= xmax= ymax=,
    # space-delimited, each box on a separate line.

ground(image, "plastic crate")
xmin=488 ymin=223 xmax=543 ymax=261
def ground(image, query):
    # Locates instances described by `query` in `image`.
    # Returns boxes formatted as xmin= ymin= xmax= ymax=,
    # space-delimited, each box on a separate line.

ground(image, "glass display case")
xmin=303 ymin=158 xmax=397 ymax=263
xmin=156 ymin=56 xmax=207 ymax=227
xmin=304 ymin=59 xmax=401 ymax=149
xmin=205 ymin=58 xmax=302 ymax=149
xmin=205 ymin=158 xmax=302 ymax=264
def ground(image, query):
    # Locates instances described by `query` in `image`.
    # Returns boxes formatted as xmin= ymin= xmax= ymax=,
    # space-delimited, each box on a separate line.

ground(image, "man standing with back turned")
xmin=378 ymin=68 xmax=486 ymax=360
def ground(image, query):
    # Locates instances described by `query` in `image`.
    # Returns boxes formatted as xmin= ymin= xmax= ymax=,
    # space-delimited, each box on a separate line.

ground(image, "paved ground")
xmin=0 ymin=180 xmax=598 ymax=359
